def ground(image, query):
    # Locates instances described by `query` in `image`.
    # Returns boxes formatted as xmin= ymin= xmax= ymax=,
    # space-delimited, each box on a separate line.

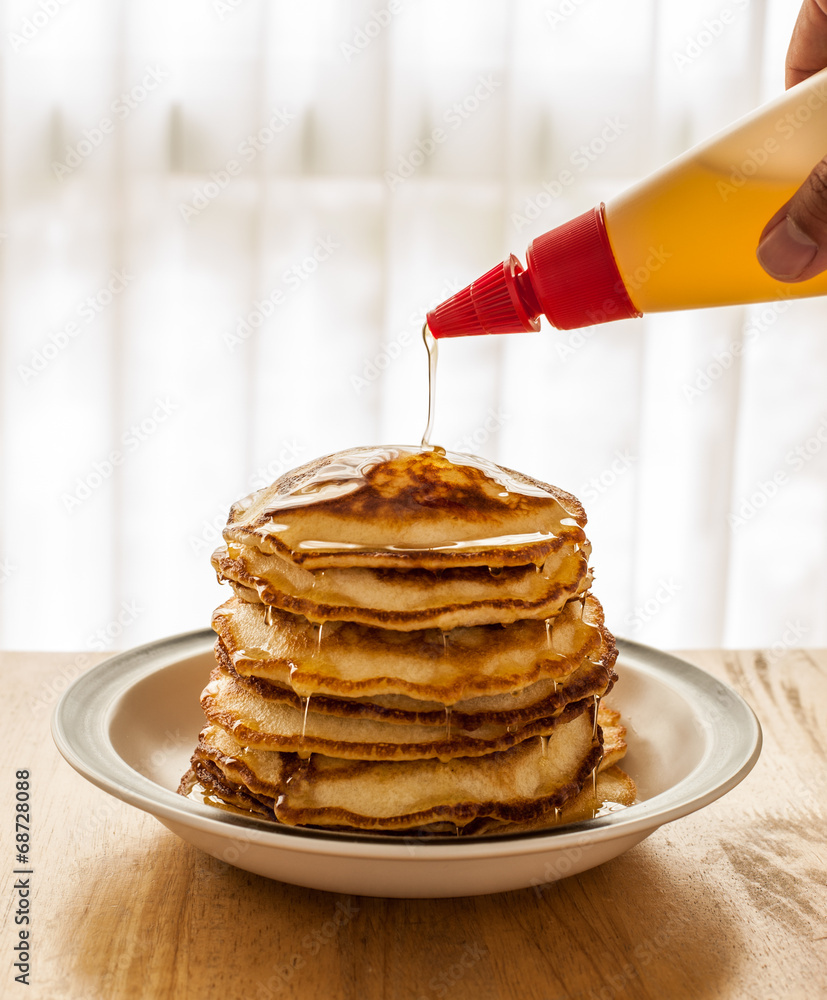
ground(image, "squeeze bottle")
xmin=426 ymin=66 xmax=827 ymax=338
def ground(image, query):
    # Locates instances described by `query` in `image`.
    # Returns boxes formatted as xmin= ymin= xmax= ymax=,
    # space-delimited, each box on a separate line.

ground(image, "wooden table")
xmin=3 ymin=649 xmax=826 ymax=999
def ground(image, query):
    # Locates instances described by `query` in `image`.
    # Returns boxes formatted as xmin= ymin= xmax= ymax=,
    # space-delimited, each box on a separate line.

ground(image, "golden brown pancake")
xmin=212 ymin=592 xmax=612 ymax=703
xmin=181 ymin=445 xmax=636 ymax=836
xmin=222 ymin=446 xmax=588 ymax=570
xmin=213 ymin=544 xmax=592 ymax=631
xmin=465 ymin=765 xmax=637 ymax=836
xmin=184 ymin=709 xmax=601 ymax=830
xmin=214 ymin=643 xmax=614 ymax=730
xmin=178 ymin=705 xmax=633 ymax=832
xmin=211 ymin=447 xmax=593 ymax=631
xmin=201 ymin=663 xmax=598 ymax=761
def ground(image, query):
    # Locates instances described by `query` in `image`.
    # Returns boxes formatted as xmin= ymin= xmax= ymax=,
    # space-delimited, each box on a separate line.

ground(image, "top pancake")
xmin=221 ymin=446 xmax=588 ymax=571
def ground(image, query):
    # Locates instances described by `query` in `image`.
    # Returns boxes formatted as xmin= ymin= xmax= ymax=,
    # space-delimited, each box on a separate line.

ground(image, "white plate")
xmin=52 ymin=631 xmax=761 ymax=898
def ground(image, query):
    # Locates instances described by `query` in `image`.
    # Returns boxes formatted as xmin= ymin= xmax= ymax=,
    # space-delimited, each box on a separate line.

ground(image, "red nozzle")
xmin=426 ymin=205 xmax=641 ymax=338
xmin=426 ymin=255 xmax=541 ymax=338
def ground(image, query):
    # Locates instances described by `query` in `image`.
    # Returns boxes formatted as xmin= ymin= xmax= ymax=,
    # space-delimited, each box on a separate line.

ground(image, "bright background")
xmin=2 ymin=0 xmax=825 ymax=654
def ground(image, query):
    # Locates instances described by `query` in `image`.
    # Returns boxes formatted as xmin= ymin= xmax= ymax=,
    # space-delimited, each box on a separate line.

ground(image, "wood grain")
xmin=2 ymin=649 xmax=825 ymax=1000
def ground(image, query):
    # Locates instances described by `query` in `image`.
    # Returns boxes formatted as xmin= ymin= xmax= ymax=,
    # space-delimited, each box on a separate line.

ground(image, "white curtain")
xmin=2 ymin=0 xmax=825 ymax=654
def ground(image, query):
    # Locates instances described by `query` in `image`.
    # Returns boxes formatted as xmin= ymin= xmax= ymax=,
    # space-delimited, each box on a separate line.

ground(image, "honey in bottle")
xmin=426 ymin=67 xmax=827 ymax=338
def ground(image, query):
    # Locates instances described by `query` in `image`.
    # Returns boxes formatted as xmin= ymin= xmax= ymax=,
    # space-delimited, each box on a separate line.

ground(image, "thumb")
xmin=756 ymin=159 xmax=827 ymax=281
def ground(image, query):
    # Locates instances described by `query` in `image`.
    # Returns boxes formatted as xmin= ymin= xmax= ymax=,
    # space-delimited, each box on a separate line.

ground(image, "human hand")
xmin=756 ymin=0 xmax=827 ymax=281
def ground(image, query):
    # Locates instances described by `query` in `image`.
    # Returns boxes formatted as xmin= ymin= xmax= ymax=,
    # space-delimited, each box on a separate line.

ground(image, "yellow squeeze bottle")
xmin=426 ymin=67 xmax=827 ymax=338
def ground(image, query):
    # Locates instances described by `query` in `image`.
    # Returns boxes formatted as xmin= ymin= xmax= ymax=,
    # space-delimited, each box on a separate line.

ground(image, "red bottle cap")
xmin=425 ymin=255 xmax=540 ymax=338
xmin=426 ymin=204 xmax=641 ymax=338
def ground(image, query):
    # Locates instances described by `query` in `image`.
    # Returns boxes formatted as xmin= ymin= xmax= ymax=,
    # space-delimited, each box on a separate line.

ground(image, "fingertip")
xmin=756 ymin=216 xmax=818 ymax=281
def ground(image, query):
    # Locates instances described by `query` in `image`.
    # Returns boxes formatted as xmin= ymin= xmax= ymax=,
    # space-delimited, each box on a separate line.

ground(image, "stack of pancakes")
xmin=179 ymin=446 xmax=635 ymax=834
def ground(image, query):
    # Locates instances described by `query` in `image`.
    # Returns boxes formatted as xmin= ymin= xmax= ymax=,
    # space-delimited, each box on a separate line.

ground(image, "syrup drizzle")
xmin=296 ymin=530 xmax=555 ymax=554
xmin=421 ymin=323 xmax=438 ymax=449
xmin=301 ymin=694 xmax=312 ymax=742
xmin=313 ymin=622 xmax=324 ymax=658
xmin=591 ymin=762 xmax=599 ymax=800
xmin=211 ymin=321 xmax=613 ymax=833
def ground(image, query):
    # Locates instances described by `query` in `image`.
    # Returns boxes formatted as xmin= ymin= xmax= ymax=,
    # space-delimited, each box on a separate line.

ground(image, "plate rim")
xmin=51 ymin=628 xmax=762 ymax=861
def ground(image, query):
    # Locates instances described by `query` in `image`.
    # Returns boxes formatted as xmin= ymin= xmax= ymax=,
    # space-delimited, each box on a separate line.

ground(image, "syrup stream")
xmin=215 ymin=318 xmax=617 ymax=832
xmin=421 ymin=323 xmax=438 ymax=449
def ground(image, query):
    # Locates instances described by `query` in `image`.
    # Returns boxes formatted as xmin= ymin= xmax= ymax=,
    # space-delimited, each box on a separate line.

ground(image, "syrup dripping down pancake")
xmin=178 ymin=705 xmax=633 ymax=832
xmin=213 ymin=643 xmax=615 ymax=730
xmin=212 ymin=591 xmax=613 ymax=703
xmin=213 ymin=545 xmax=592 ymax=631
xmin=221 ymin=446 xmax=589 ymax=571
xmin=201 ymin=664 xmax=599 ymax=761
xmin=182 ymin=446 xmax=636 ymax=836
xmin=212 ymin=447 xmax=593 ymax=631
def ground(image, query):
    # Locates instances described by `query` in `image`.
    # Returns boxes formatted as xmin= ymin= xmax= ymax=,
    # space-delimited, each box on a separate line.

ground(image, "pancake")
xmin=214 ymin=543 xmax=592 ymax=631
xmin=221 ymin=446 xmax=588 ymax=570
xmin=212 ymin=447 xmax=593 ymax=631
xmin=465 ymin=765 xmax=638 ymax=836
xmin=212 ymin=591 xmax=612 ymax=703
xmin=181 ymin=445 xmax=636 ymax=837
xmin=179 ymin=706 xmax=632 ymax=832
xmin=214 ymin=643 xmax=614 ymax=729
xmin=201 ymin=662 xmax=598 ymax=761
xmin=184 ymin=708 xmax=601 ymax=830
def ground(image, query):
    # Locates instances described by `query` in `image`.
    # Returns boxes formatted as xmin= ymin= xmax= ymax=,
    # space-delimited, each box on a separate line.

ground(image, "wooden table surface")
xmin=2 ymin=648 xmax=826 ymax=1000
